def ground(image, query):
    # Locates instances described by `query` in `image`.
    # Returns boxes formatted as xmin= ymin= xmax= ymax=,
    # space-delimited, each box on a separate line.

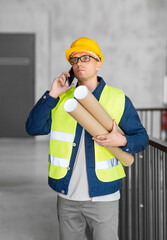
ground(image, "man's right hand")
xmin=49 ymin=72 xmax=74 ymax=99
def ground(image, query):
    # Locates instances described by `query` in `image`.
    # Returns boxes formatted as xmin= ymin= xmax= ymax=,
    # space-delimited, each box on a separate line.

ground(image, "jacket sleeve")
xmin=25 ymin=91 xmax=59 ymax=136
xmin=119 ymin=96 xmax=149 ymax=154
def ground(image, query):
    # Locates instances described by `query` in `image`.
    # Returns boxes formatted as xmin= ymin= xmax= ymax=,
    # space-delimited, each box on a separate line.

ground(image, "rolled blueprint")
xmin=74 ymin=85 xmax=124 ymax=134
xmin=64 ymin=99 xmax=134 ymax=166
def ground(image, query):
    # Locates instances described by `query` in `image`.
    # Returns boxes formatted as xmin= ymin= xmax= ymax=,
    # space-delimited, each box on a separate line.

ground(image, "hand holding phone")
xmin=49 ymin=69 xmax=75 ymax=98
xmin=67 ymin=68 xmax=75 ymax=85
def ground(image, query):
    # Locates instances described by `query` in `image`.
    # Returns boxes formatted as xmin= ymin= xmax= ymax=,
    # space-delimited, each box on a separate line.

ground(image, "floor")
xmin=0 ymin=139 xmax=60 ymax=240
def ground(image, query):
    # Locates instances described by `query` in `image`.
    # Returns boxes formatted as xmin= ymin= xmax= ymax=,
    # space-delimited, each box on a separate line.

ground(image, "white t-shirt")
xmin=58 ymin=130 xmax=120 ymax=202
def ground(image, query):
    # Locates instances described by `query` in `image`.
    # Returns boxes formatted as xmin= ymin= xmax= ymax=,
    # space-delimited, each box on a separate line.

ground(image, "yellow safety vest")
xmin=48 ymin=85 xmax=126 ymax=182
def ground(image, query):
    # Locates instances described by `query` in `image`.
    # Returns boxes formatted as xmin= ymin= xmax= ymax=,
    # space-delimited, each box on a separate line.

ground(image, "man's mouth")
xmin=77 ymin=68 xmax=85 ymax=72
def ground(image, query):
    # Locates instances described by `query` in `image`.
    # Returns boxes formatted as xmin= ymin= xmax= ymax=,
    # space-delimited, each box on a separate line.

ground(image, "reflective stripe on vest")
xmin=50 ymin=130 xmax=74 ymax=143
xmin=48 ymin=84 xmax=126 ymax=182
xmin=49 ymin=155 xmax=69 ymax=167
xmin=96 ymin=158 xmax=121 ymax=170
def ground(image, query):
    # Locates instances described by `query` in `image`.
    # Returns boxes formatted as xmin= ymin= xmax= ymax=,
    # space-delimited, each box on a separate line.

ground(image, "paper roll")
xmin=64 ymin=98 xmax=108 ymax=137
xmin=64 ymin=99 xmax=134 ymax=166
xmin=74 ymin=85 xmax=124 ymax=134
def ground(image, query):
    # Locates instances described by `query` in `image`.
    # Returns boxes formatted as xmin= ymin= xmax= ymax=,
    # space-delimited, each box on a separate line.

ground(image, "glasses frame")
xmin=69 ymin=55 xmax=100 ymax=65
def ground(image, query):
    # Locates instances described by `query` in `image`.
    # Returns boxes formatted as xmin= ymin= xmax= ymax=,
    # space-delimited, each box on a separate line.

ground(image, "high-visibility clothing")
xmin=25 ymin=77 xmax=149 ymax=197
xmin=48 ymin=84 xmax=125 ymax=186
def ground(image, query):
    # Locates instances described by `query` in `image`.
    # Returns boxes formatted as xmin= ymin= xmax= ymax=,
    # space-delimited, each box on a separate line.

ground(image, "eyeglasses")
xmin=69 ymin=55 xmax=100 ymax=65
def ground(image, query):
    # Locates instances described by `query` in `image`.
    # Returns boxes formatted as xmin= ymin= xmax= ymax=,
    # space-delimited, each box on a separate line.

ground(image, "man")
xmin=26 ymin=37 xmax=148 ymax=240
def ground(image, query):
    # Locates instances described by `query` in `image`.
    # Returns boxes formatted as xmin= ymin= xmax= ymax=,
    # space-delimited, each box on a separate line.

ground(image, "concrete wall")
xmin=0 ymin=0 xmax=167 ymax=107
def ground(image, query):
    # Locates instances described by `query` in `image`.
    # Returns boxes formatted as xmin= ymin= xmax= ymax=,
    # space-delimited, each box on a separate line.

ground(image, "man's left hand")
xmin=92 ymin=120 xmax=127 ymax=147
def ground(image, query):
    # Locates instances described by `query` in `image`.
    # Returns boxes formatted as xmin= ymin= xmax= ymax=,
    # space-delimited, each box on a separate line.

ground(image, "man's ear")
xmin=96 ymin=61 xmax=102 ymax=71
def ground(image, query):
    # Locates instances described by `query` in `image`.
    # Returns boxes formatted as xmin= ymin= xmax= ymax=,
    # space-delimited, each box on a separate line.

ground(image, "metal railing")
xmin=119 ymin=137 xmax=167 ymax=240
xmin=137 ymin=108 xmax=167 ymax=140
xmin=86 ymin=107 xmax=167 ymax=240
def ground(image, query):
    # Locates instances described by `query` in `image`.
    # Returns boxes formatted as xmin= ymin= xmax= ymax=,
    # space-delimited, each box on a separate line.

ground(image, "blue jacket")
xmin=26 ymin=77 xmax=149 ymax=197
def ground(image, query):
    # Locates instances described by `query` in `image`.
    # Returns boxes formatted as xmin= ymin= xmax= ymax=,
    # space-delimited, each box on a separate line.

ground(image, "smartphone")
xmin=67 ymin=67 xmax=75 ymax=85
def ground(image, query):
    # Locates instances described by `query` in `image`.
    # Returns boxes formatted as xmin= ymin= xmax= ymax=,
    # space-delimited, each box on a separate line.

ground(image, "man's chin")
xmin=75 ymin=74 xmax=87 ymax=81
xmin=77 ymin=77 xmax=87 ymax=83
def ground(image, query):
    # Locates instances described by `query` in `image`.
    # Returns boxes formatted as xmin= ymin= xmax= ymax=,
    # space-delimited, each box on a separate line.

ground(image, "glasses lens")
xmin=81 ymin=55 xmax=90 ymax=62
xmin=70 ymin=57 xmax=78 ymax=65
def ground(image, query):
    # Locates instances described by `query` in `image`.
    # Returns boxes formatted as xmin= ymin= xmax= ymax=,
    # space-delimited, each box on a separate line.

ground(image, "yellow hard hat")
xmin=66 ymin=37 xmax=103 ymax=65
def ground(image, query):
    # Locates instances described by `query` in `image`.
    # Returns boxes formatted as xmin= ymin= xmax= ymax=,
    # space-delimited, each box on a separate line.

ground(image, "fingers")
xmin=92 ymin=120 xmax=127 ymax=147
xmin=49 ymin=72 xmax=73 ymax=98
xmin=52 ymin=72 xmax=70 ymax=88
xmin=96 ymin=135 xmax=107 ymax=140
xmin=66 ymin=83 xmax=75 ymax=90
xmin=92 ymin=137 xmax=110 ymax=147
xmin=60 ymin=72 xmax=70 ymax=80
xmin=92 ymin=135 xmax=109 ymax=145
xmin=112 ymin=119 xmax=117 ymax=131
xmin=57 ymin=72 xmax=70 ymax=85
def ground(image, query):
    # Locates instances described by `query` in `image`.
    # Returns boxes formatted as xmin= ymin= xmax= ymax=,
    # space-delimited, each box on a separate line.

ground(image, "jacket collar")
xmin=92 ymin=76 xmax=106 ymax=100
xmin=75 ymin=76 xmax=106 ymax=101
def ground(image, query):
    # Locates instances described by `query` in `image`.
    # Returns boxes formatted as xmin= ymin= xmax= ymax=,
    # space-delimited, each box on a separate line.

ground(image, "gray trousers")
xmin=57 ymin=196 xmax=119 ymax=240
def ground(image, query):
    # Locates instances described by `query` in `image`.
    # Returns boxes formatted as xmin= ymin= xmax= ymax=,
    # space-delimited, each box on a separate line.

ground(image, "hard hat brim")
xmin=66 ymin=46 xmax=103 ymax=65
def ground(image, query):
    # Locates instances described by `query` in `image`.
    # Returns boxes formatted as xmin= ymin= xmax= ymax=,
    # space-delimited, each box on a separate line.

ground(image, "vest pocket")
xmin=95 ymin=144 xmax=126 ymax=182
xmin=96 ymin=164 xmax=126 ymax=182
xmin=48 ymin=162 xmax=68 ymax=179
xmin=48 ymin=135 xmax=74 ymax=179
